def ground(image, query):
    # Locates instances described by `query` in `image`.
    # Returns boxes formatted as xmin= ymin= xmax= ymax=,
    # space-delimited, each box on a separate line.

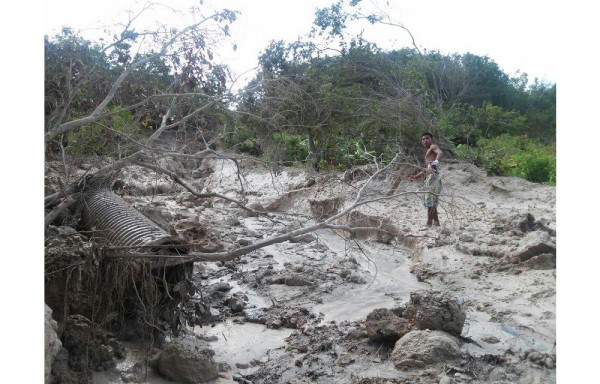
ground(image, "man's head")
xmin=421 ymin=132 xmax=434 ymax=148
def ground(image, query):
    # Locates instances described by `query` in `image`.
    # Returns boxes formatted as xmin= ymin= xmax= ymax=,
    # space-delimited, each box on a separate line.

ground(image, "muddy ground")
xmin=44 ymin=155 xmax=556 ymax=383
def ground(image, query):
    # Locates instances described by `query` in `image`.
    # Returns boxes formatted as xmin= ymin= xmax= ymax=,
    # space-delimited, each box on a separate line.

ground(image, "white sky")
xmin=44 ymin=0 xmax=557 ymax=86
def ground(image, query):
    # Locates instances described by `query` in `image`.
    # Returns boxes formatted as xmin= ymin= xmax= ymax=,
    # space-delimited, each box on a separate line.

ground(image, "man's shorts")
xmin=423 ymin=172 xmax=442 ymax=208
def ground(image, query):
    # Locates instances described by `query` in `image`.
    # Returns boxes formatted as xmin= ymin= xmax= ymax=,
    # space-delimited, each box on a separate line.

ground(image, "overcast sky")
xmin=45 ymin=0 xmax=557 ymax=87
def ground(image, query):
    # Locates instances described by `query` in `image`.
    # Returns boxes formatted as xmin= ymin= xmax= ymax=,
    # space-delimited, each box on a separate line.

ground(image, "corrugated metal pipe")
xmin=81 ymin=188 xmax=179 ymax=251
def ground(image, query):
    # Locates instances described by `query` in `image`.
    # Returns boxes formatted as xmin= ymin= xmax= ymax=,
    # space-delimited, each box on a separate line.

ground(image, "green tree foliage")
xmin=45 ymin=28 xmax=116 ymax=130
xmin=457 ymin=53 xmax=513 ymax=107
xmin=44 ymin=2 xmax=555 ymax=185
xmin=438 ymin=101 xmax=527 ymax=145
xmin=66 ymin=106 xmax=142 ymax=157
xmin=237 ymin=41 xmax=436 ymax=169
xmin=45 ymin=15 xmax=237 ymax=158
xmin=521 ymin=81 xmax=556 ymax=142
xmin=235 ymin=40 xmax=555 ymax=177
xmin=228 ymin=0 xmax=556 ymax=182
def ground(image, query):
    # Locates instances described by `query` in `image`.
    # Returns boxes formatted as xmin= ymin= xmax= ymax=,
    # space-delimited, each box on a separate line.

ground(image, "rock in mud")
xmin=244 ymin=202 xmax=265 ymax=217
xmin=227 ymin=293 xmax=247 ymax=312
xmin=511 ymin=230 xmax=556 ymax=263
xmin=211 ymin=282 xmax=233 ymax=292
xmin=157 ymin=338 xmax=219 ymax=383
xmin=521 ymin=253 xmax=556 ymax=269
xmin=391 ymin=329 xmax=462 ymax=370
xmin=400 ymin=290 xmax=466 ymax=336
xmin=226 ymin=216 xmax=241 ymax=226
xmin=524 ymin=349 xmax=556 ymax=369
xmin=266 ymin=273 xmax=313 ymax=286
xmin=364 ymin=308 xmax=412 ymax=342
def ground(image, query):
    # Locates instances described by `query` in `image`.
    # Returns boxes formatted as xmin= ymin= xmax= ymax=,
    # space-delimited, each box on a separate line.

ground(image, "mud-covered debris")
xmin=510 ymin=230 xmax=556 ymax=263
xmin=364 ymin=308 xmax=411 ymax=342
xmin=400 ymin=290 xmax=466 ymax=337
xmin=157 ymin=337 xmax=219 ymax=383
xmin=391 ymin=329 xmax=462 ymax=370
xmin=266 ymin=273 xmax=313 ymax=286
xmin=493 ymin=212 xmax=556 ymax=236
xmin=264 ymin=307 xmax=315 ymax=329
xmin=244 ymin=202 xmax=265 ymax=217
xmin=289 ymin=233 xmax=318 ymax=243
xmin=53 ymin=314 xmax=125 ymax=382
xmin=309 ymin=197 xmax=342 ymax=220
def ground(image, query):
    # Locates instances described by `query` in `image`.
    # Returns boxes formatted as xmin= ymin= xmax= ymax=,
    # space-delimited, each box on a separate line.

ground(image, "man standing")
xmin=408 ymin=132 xmax=443 ymax=228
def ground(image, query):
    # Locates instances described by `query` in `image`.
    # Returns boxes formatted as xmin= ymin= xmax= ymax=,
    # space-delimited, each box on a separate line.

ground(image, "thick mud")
xmin=46 ymin=156 xmax=556 ymax=383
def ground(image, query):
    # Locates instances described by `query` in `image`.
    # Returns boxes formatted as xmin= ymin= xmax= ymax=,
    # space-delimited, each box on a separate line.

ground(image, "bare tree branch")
xmin=45 ymin=10 xmax=234 ymax=144
xmin=131 ymin=157 xmax=256 ymax=213
xmin=45 ymin=195 xmax=77 ymax=227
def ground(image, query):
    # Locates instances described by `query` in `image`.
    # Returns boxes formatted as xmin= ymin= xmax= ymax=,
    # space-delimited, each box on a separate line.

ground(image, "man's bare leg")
xmin=426 ymin=208 xmax=433 ymax=226
xmin=432 ymin=207 xmax=441 ymax=226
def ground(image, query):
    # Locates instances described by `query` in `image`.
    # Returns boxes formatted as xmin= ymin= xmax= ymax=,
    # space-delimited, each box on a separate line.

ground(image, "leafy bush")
xmin=438 ymin=105 xmax=481 ymax=146
xmin=224 ymin=126 xmax=263 ymax=156
xmin=268 ymin=132 xmax=309 ymax=165
xmin=473 ymin=102 xmax=527 ymax=138
xmin=454 ymin=144 xmax=479 ymax=164
xmin=344 ymin=141 xmax=376 ymax=166
xmin=240 ymin=138 xmax=262 ymax=156
xmin=508 ymin=147 xmax=556 ymax=184
xmin=66 ymin=107 xmax=141 ymax=157
xmin=455 ymin=134 xmax=555 ymax=184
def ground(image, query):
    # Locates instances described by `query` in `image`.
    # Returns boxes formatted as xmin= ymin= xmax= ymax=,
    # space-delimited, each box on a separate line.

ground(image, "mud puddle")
xmin=241 ymin=213 xmax=427 ymax=322
xmin=194 ymin=322 xmax=294 ymax=372
xmin=462 ymin=311 xmax=555 ymax=355
xmin=309 ymin=228 xmax=426 ymax=322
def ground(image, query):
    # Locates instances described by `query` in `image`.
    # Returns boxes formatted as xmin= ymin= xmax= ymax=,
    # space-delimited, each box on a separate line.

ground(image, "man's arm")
xmin=431 ymin=144 xmax=443 ymax=161
xmin=408 ymin=170 xmax=425 ymax=181
xmin=429 ymin=144 xmax=443 ymax=171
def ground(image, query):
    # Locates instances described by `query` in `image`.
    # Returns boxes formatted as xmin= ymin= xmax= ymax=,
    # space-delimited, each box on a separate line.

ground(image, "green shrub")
xmin=439 ymin=102 xmax=528 ymax=147
xmin=224 ymin=126 xmax=263 ymax=155
xmin=271 ymin=132 xmax=309 ymax=164
xmin=455 ymin=134 xmax=555 ymax=184
xmin=345 ymin=141 xmax=376 ymax=166
xmin=521 ymin=156 xmax=555 ymax=183
xmin=66 ymin=107 xmax=141 ymax=157
xmin=454 ymin=144 xmax=480 ymax=165
xmin=507 ymin=150 xmax=556 ymax=184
